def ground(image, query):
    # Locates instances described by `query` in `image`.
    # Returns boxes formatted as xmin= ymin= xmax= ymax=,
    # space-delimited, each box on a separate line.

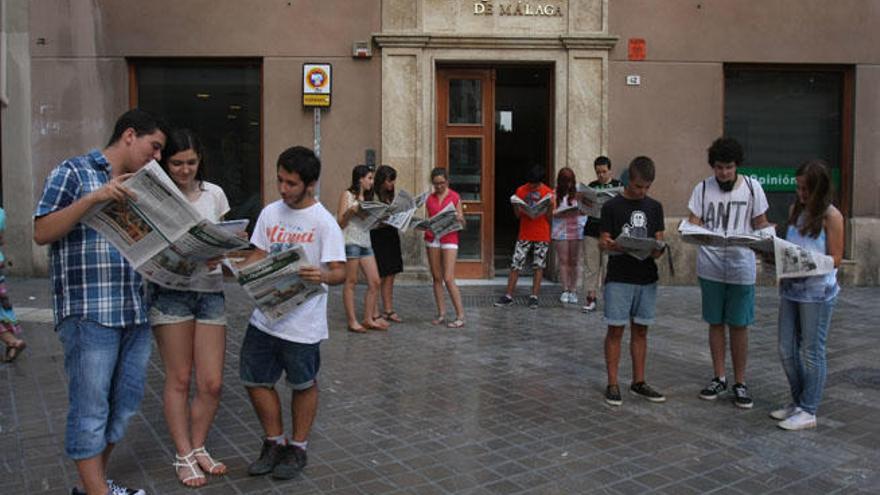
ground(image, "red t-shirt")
xmin=424 ymin=189 xmax=461 ymax=245
xmin=515 ymin=183 xmax=553 ymax=241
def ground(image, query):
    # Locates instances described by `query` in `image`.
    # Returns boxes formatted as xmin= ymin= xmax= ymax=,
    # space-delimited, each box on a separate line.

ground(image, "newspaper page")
xmin=412 ymin=202 xmax=463 ymax=239
xmin=351 ymin=201 xmax=390 ymax=230
xmin=83 ymin=161 xmax=250 ymax=288
xmin=230 ymin=246 xmax=326 ymax=321
xmin=510 ymin=193 xmax=553 ymax=219
xmin=576 ymin=184 xmax=623 ymax=218
xmin=678 ymin=219 xmax=774 ymax=249
xmin=614 ymin=233 xmax=667 ymax=261
xmin=770 ymin=236 xmax=836 ymax=279
xmin=383 ymin=190 xmax=429 ymax=231
xmin=553 ymin=198 xmax=580 ymax=216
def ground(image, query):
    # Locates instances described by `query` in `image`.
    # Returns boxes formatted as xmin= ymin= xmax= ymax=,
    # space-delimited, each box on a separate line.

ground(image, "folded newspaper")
xmin=678 ymin=220 xmax=835 ymax=279
xmin=510 ymin=193 xmax=553 ymax=219
xmin=411 ymin=202 xmax=463 ymax=239
xmin=613 ymin=233 xmax=667 ymax=261
xmin=82 ymin=161 xmax=251 ymax=291
xmin=226 ymin=246 xmax=325 ymax=322
xmin=576 ymin=184 xmax=623 ymax=218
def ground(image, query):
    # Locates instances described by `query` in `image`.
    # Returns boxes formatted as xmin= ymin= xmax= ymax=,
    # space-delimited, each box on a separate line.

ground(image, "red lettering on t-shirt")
xmin=266 ymin=225 xmax=316 ymax=244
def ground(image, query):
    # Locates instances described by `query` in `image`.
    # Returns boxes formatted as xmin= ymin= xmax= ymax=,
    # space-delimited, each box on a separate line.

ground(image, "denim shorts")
xmin=57 ymin=317 xmax=152 ymax=460
xmin=345 ymin=243 xmax=374 ymax=259
xmin=148 ymin=284 xmax=226 ymax=326
xmin=603 ymin=282 xmax=658 ymax=327
xmin=699 ymin=278 xmax=755 ymax=327
xmin=239 ymin=325 xmax=321 ymax=390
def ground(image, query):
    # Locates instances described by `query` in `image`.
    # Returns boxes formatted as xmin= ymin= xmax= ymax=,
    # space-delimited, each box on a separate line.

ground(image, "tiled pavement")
xmin=1 ymin=277 xmax=879 ymax=495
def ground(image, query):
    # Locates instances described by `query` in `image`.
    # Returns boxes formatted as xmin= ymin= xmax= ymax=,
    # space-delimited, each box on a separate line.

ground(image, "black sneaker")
xmin=699 ymin=377 xmax=728 ymax=400
xmin=248 ymin=439 xmax=285 ymax=476
xmin=604 ymin=385 xmax=622 ymax=406
xmin=271 ymin=445 xmax=308 ymax=480
xmin=732 ymin=383 xmax=754 ymax=409
xmin=494 ymin=295 xmax=514 ymax=307
xmin=106 ymin=480 xmax=146 ymax=495
xmin=71 ymin=488 xmax=86 ymax=495
xmin=629 ymin=382 xmax=666 ymax=403
xmin=528 ymin=295 xmax=539 ymax=309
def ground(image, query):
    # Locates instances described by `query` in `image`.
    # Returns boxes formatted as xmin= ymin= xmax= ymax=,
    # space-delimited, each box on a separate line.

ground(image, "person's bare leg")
xmin=709 ymin=324 xmax=727 ymax=378
xmin=76 ymin=455 xmax=109 ymax=495
xmin=427 ymin=247 xmax=447 ymax=321
xmin=360 ymin=256 xmax=387 ymax=329
xmin=247 ymin=387 xmax=284 ymax=438
xmin=342 ymin=260 xmax=363 ymax=330
xmin=505 ymin=270 xmax=520 ymax=297
xmin=191 ymin=322 xmax=227 ymax=474
xmin=154 ymin=321 xmax=197 ymax=458
xmin=441 ymin=249 xmax=465 ymax=321
xmin=380 ymin=275 xmax=394 ymax=314
xmin=630 ymin=323 xmax=648 ymax=383
xmin=290 ymin=385 xmax=318 ymax=443
xmin=531 ymin=268 xmax=544 ymax=297
xmin=729 ymin=326 xmax=749 ymax=384
xmin=605 ymin=325 xmax=625 ymax=385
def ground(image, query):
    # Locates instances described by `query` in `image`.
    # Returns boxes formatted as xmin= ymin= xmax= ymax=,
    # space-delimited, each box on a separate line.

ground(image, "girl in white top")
xmin=151 ymin=129 xmax=232 ymax=487
xmin=336 ymin=165 xmax=389 ymax=332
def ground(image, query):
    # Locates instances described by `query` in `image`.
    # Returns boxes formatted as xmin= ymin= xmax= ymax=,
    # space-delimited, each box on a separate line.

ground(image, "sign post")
xmin=303 ymin=63 xmax=332 ymax=198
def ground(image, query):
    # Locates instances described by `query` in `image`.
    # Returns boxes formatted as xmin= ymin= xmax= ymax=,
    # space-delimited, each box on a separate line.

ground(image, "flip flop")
xmin=431 ymin=315 xmax=446 ymax=326
xmin=383 ymin=311 xmax=403 ymax=323
xmin=447 ymin=319 xmax=465 ymax=329
xmin=3 ymin=340 xmax=26 ymax=363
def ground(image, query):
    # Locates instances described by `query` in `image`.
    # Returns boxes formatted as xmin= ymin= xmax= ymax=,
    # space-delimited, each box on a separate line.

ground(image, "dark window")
xmin=132 ymin=59 xmax=262 ymax=230
xmin=724 ymin=65 xmax=853 ymax=231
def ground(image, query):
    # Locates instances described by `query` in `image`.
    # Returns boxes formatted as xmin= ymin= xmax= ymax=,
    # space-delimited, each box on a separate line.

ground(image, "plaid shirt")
xmin=35 ymin=149 xmax=147 ymax=327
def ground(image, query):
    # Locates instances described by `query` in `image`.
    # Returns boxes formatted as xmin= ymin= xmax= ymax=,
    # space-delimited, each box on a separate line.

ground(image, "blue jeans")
xmin=239 ymin=325 xmax=321 ymax=391
xmin=57 ymin=317 xmax=152 ymax=459
xmin=147 ymin=284 xmax=226 ymax=326
xmin=603 ymin=282 xmax=657 ymax=327
xmin=777 ymin=296 xmax=837 ymax=415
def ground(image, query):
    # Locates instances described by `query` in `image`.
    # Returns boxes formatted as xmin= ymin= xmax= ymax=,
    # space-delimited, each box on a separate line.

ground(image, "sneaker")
xmin=528 ymin=295 xmax=539 ymax=309
xmin=271 ymin=445 xmax=308 ymax=480
xmin=604 ymin=385 xmax=622 ymax=406
xmin=698 ymin=377 xmax=728 ymax=400
xmin=629 ymin=382 xmax=666 ymax=403
xmin=769 ymin=403 xmax=802 ymax=420
xmin=71 ymin=488 xmax=86 ymax=495
xmin=581 ymin=298 xmax=596 ymax=313
xmin=248 ymin=439 xmax=285 ymax=476
xmin=568 ymin=291 xmax=578 ymax=304
xmin=778 ymin=410 xmax=817 ymax=430
xmin=106 ymin=480 xmax=146 ymax=495
xmin=560 ymin=291 xmax=570 ymax=303
xmin=494 ymin=295 xmax=514 ymax=307
xmin=732 ymin=383 xmax=754 ymax=409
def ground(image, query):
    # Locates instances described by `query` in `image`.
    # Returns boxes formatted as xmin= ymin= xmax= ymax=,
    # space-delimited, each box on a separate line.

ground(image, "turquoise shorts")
xmin=698 ymin=278 xmax=755 ymax=327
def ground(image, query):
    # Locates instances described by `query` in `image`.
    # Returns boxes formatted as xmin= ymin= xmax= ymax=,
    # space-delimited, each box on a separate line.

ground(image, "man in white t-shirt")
xmin=237 ymin=146 xmax=346 ymax=480
xmin=687 ymin=137 xmax=770 ymax=410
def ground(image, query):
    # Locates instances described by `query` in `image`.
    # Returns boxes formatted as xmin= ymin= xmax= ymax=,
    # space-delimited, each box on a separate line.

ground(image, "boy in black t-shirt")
xmin=582 ymin=156 xmax=623 ymax=312
xmin=599 ymin=156 xmax=667 ymax=406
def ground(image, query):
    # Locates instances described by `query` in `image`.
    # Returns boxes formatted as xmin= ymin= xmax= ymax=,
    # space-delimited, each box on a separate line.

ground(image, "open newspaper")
xmin=678 ymin=220 xmax=835 ymax=279
xmin=383 ymin=190 xmax=429 ymax=231
xmin=350 ymin=200 xmax=391 ymax=231
xmin=411 ymin=202 xmax=463 ymax=239
xmin=614 ymin=233 xmax=667 ymax=261
xmin=510 ymin=193 xmax=553 ymax=219
xmin=576 ymin=184 xmax=623 ymax=218
xmin=225 ymin=246 xmax=325 ymax=322
xmin=553 ymin=198 xmax=581 ymax=215
xmin=82 ymin=161 xmax=251 ymax=291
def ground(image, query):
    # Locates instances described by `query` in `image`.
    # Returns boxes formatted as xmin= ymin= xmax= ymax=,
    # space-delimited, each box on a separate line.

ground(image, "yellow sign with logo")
xmin=303 ymin=63 xmax=332 ymax=108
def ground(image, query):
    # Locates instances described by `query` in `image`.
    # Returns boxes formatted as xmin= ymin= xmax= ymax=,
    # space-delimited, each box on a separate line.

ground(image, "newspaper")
xmin=83 ymin=161 xmax=251 ymax=290
xmin=510 ymin=193 xmax=553 ymax=219
xmin=411 ymin=202 xmax=463 ymax=239
xmin=614 ymin=233 xmax=667 ymax=261
xmin=227 ymin=246 xmax=325 ymax=321
xmin=576 ymin=184 xmax=623 ymax=218
xmin=350 ymin=200 xmax=391 ymax=230
xmin=383 ymin=190 xmax=429 ymax=231
xmin=677 ymin=220 xmax=834 ymax=279
xmin=553 ymin=198 xmax=581 ymax=216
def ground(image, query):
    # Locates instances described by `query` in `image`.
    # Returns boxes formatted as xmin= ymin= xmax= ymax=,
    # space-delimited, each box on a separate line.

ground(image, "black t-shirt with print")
xmin=600 ymin=194 xmax=665 ymax=285
xmin=583 ymin=178 xmax=623 ymax=238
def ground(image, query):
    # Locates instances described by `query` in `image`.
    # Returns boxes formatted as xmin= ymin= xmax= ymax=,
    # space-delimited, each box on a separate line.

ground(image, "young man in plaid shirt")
xmin=34 ymin=109 xmax=167 ymax=495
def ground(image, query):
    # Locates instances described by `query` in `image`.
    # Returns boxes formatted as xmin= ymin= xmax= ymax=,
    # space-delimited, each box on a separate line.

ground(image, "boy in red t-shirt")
xmin=494 ymin=166 xmax=555 ymax=309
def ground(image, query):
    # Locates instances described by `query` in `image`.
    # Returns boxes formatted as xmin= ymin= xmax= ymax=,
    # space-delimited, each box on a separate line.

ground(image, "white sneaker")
xmin=769 ymin=404 xmax=801 ymax=420
xmin=567 ymin=292 xmax=577 ymax=304
xmin=560 ymin=291 xmax=570 ymax=303
xmin=778 ymin=410 xmax=817 ymax=431
xmin=582 ymin=299 xmax=597 ymax=312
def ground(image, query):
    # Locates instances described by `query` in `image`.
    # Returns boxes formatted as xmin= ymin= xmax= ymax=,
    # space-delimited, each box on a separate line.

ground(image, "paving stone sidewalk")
xmin=1 ymin=277 xmax=878 ymax=494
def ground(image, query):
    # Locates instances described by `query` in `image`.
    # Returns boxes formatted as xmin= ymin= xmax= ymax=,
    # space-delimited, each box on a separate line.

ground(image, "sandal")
xmin=192 ymin=446 xmax=227 ymax=476
xmin=447 ymin=319 xmax=465 ymax=329
xmin=348 ymin=325 xmax=368 ymax=333
xmin=3 ymin=339 xmax=26 ymax=363
xmin=173 ymin=450 xmax=206 ymax=487
xmin=363 ymin=320 xmax=389 ymax=331
xmin=383 ymin=311 xmax=403 ymax=323
xmin=431 ymin=315 xmax=446 ymax=326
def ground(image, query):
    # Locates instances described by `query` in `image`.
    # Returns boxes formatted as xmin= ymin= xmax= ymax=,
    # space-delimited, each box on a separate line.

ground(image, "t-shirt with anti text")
xmin=600 ymin=194 xmax=665 ymax=285
xmin=687 ymin=175 xmax=769 ymax=285
xmin=584 ymin=178 xmax=623 ymax=238
xmin=248 ymin=200 xmax=346 ymax=344
xmin=515 ymin=183 xmax=553 ymax=242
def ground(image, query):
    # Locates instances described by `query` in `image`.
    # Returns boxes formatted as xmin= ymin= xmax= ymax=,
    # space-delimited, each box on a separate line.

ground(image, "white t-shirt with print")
xmin=191 ymin=181 xmax=231 ymax=292
xmin=687 ymin=175 xmax=769 ymax=285
xmin=248 ymin=200 xmax=345 ymax=344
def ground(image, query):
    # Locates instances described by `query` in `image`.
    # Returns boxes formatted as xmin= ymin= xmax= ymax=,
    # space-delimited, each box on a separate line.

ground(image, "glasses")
xmin=169 ymin=158 xmax=199 ymax=167
xmin=432 ymin=180 xmax=447 ymax=186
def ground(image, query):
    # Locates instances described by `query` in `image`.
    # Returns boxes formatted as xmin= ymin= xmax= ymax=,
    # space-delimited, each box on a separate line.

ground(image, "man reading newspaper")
xmin=235 ymin=146 xmax=345 ymax=480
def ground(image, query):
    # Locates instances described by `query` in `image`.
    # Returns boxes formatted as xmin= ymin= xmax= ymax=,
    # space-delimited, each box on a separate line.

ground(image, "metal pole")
xmin=313 ymin=107 xmax=321 ymax=199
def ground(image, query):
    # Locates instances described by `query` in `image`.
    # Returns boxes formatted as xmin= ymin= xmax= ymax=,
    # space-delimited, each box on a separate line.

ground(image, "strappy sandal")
xmin=192 ymin=446 xmax=227 ymax=476
xmin=383 ymin=311 xmax=403 ymax=323
xmin=3 ymin=340 xmax=26 ymax=363
xmin=173 ymin=450 xmax=206 ymax=487
xmin=431 ymin=315 xmax=446 ymax=326
xmin=447 ymin=319 xmax=465 ymax=329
